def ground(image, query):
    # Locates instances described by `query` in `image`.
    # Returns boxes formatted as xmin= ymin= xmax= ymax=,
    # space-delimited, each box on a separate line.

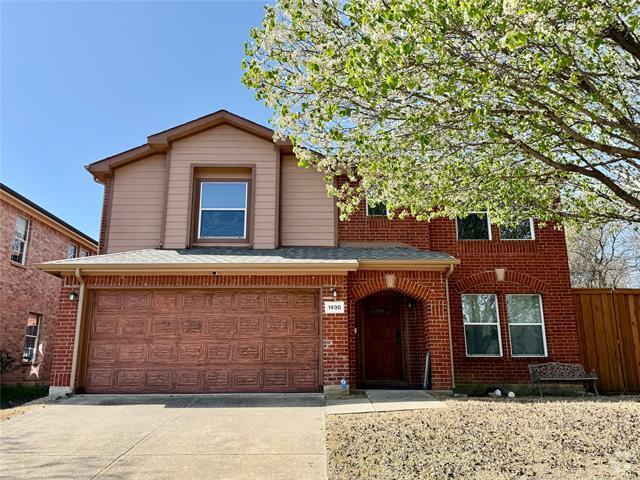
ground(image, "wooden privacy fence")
xmin=573 ymin=289 xmax=640 ymax=394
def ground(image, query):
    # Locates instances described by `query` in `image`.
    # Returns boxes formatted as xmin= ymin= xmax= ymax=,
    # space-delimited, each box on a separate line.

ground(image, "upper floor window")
xmin=22 ymin=313 xmax=41 ymax=363
xmin=79 ymin=247 xmax=90 ymax=257
xmin=507 ymin=294 xmax=547 ymax=357
xmin=11 ymin=215 xmax=30 ymax=264
xmin=457 ymin=212 xmax=491 ymax=240
xmin=67 ymin=244 xmax=78 ymax=259
xmin=462 ymin=293 xmax=502 ymax=357
xmin=366 ymin=200 xmax=387 ymax=217
xmin=198 ymin=181 xmax=248 ymax=239
xmin=500 ymin=219 xmax=534 ymax=240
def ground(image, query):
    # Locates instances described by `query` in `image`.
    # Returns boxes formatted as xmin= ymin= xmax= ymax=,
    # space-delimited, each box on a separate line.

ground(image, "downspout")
xmin=69 ymin=267 xmax=85 ymax=393
xmin=445 ymin=264 xmax=456 ymax=393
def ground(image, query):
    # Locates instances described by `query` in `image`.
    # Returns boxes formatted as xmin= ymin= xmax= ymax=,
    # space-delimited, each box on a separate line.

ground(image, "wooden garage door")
xmin=83 ymin=289 xmax=320 ymax=393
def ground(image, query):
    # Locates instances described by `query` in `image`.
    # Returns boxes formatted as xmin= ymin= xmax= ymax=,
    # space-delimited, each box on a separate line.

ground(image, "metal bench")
xmin=529 ymin=362 xmax=598 ymax=397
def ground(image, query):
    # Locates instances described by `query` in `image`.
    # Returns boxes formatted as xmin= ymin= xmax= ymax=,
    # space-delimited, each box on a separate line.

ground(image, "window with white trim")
xmin=22 ymin=313 xmax=41 ymax=363
xmin=198 ymin=181 xmax=248 ymax=239
xmin=11 ymin=215 xmax=29 ymax=264
xmin=500 ymin=219 xmax=535 ymax=240
xmin=67 ymin=244 xmax=78 ymax=259
xmin=462 ymin=294 xmax=502 ymax=356
xmin=457 ymin=212 xmax=491 ymax=240
xmin=507 ymin=294 xmax=547 ymax=356
xmin=366 ymin=199 xmax=387 ymax=217
xmin=78 ymin=247 xmax=90 ymax=257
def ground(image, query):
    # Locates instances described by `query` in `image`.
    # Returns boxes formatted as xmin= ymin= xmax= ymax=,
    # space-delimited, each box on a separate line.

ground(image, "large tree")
xmin=243 ymin=0 xmax=640 ymax=225
xmin=566 ymin=222 xmax=640 ymax=287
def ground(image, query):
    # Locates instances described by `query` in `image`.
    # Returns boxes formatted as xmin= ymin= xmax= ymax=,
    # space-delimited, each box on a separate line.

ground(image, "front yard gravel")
xmin=326 ymin=397 xmax=640 ymax=479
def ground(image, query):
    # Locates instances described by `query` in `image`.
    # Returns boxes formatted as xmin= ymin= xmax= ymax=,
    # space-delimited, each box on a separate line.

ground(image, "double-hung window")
xmin=11 ymin=216 xmax=30 ymax=264
xmin=22 ymin=313 xmax=41 ymax=363
xmin=507 ymin=294 xmax=547 ymax=356
xmin=79 ymin=247 xmax=90 ymax=257
xmin=457 ymin=212 xmax=491 ymax=240
xmin=198 ymin=181 xmax=248 ymax=239
xmin=500 ymin=219 xmax=535 ymax=240
xmin=462 ymin=294 xmax=502 ymax=356
xmin=67 ymin=244 xmax=78 ymax=259
xmin=366 ymin=199 xmax=387 ymax=217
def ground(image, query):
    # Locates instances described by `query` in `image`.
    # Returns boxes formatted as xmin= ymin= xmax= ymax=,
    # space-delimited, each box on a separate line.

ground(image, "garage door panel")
xmin=152 ymin=292 xmax=180 ymax=310
xmin=92 ymin=315 xmax=119 ymax=336
xmin=151 ymin=316 xmax=179 ymax=336
xmin=85 ymin=289 xmax=320 ymax=393
xmin=178 ymin=343 xmax=206 ymax=362
xmin=118 ymin=344 xmax=146 ymax=362
xmin=209 ymin=317 xmax=236 ymax=337
xmin=122 ymin=293 xmax=151 ymax=311
xmin=121 ymin=316 xmax=149 ymax=336
xmin=180 ymin=317 xmax=205 ymax=335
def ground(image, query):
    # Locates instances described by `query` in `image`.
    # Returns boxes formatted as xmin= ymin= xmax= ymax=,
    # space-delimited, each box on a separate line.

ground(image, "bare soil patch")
xmin=326 ymin=397 xmax=640 ymax=479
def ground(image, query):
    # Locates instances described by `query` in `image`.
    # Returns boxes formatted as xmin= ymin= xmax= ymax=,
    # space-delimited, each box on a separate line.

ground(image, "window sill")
xmin=10 ymin=260 xmax=27 ymax=270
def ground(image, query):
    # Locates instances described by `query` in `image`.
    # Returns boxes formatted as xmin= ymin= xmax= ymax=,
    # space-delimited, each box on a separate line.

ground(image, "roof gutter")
xmin=444 ymin=263 xmax=456 ymax=393
xmin=69 ymin=267 xmax=85 ymax=394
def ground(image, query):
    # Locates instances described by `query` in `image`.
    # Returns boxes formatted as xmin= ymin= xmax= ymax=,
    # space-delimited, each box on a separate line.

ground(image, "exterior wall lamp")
xmin=68 ymin=292 xmax=79 ymax=301
xmin=330 ymin=287 xmax=338 ymax=298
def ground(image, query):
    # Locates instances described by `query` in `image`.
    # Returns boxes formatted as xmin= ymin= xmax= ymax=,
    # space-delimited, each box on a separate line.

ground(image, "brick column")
xmin=49 ymin=277 xmax=80 ymax=395
xmin=321 ymin=276 xmax=350 ymax=394
xmin=425 ymin=294 xmax=454 ymax=390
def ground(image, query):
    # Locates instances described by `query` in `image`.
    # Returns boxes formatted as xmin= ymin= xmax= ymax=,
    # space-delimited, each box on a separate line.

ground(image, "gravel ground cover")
xmin=327 ymin=397 xmax=640 ymax=479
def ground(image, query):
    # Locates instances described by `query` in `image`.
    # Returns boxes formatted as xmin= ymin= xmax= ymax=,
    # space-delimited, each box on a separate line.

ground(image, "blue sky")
xmin=1 ymin=1 xmax=271 ymax=240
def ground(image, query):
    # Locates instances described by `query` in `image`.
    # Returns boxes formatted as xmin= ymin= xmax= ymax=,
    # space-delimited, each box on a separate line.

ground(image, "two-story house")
xmin=1 ymin=183 xmax=97 ymax=385
xmin=38 ymin=110 xmax=580 ymax=396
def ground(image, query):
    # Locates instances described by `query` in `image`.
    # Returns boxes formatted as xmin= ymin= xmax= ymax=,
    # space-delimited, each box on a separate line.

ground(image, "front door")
xmin=363 ymin=293 xmax=403 ymax=383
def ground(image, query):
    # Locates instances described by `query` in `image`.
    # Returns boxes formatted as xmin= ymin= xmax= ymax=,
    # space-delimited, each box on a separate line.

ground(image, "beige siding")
xmin=164 ymin=124 xmax=277 ymax=249
xmin=280 ymin=155 xmax=335 ymax=246
xmin=107 ymin=155 xmax=166 ymax=253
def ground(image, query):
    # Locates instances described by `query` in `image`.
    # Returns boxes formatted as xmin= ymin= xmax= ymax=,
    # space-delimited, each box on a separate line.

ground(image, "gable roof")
xmin=0 ymin=183 xmax=98 ymax=248
xmin=87 ymin=110 xmax=292 ymax=181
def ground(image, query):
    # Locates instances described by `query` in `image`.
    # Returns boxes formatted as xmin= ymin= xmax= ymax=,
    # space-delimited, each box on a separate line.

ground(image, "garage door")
xmin=83 ymin=289 xmax=320 ymax=393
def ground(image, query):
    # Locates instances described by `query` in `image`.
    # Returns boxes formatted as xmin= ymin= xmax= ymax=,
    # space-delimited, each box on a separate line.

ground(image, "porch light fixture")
xmin=407 ymin=300 xmax=416 ymax=309
xmin=68 ymin=291 xmax=79 ymax=301
xmin=330 ymin=287 xmax=338 ymax=298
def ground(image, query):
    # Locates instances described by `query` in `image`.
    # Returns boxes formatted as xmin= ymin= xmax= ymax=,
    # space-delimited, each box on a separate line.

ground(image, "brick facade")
xmin=45 ymin=175 xmax=577 ymax=393
xmin=0 ymin=199 xmax=96 ymax=385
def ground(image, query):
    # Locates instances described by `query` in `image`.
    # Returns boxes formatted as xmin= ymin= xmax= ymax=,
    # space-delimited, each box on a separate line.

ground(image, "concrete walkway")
xmin=0 ymin=394 xmax=327 ymax=480
xmin=325 ymin=390 xmax=445 ymax=415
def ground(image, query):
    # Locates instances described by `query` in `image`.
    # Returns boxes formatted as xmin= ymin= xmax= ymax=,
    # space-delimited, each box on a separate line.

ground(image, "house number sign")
xmin=324 ymin=301 xmax=345 ymax=314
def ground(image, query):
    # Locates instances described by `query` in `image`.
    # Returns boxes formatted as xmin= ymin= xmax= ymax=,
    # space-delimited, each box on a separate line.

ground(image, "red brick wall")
xmin=49 ymin=274 xmax=351 ymax=389
xmin=0 ymin=200 xmax=88 ymax=385
xmin=431 ymin=218 xmax=579 ymax=385
xmin=339 ymin=210 xmax=578 ymax=386
xmin=336 ymin=179 xmax=430 ymax=249
xmin=348 ymin=270 xmax=452 ymax=390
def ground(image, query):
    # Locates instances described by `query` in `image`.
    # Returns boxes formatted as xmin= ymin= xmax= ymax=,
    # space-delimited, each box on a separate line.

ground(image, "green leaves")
xmin=241 ymin=0 xmax=640 ymax=226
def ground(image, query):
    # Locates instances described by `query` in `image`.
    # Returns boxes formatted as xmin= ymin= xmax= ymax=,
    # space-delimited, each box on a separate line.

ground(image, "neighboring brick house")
xmin=1 ymin=184 xmax=97 ymax=385
xmin=37 ymin=110 xmax=580 ymax=396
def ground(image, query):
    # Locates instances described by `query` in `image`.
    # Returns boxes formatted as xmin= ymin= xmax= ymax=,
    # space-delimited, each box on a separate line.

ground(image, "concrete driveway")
xmin=0 ymin=394 xmax=327 ymax=480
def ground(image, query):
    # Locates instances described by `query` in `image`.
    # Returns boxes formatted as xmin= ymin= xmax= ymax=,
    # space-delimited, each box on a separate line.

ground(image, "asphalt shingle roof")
xmin=42 ymin=246 xmax=456 ymax=266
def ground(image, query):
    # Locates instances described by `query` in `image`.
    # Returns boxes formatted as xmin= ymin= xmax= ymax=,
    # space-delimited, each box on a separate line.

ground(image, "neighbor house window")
xmin=366 ymin=199 xmax=387 ymax=217
xmin=11 ymin=215 xmax=30 ymax=264
xmin=22 ymin=313 xmax=41 ymax=363
xmin=78 ymin=247 xmax=90 ymax=257
xmin=457 ymin=213 xmax=491 ymax=240
xmin=462 ymin=294 xmax=502 ymax=356
xmin=500 ymin=219 xmax=535 ymax=240
xmin=67 ymin=244 xmax=77 ymax=259
xmin=507 ymin=294 xmax=547 ymax=357
xmin=198 ymin=181 xmax=248 ymax=239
